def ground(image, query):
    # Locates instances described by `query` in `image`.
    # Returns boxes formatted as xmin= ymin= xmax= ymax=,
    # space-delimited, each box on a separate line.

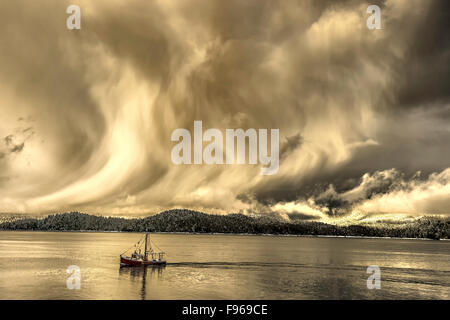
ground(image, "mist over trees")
xmin=0 ymin=209 xmax=448 ymax=240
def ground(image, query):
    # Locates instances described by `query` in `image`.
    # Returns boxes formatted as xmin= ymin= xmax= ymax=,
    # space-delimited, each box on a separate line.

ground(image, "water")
xmin=0 ymin=231 xmax=448 ymax=299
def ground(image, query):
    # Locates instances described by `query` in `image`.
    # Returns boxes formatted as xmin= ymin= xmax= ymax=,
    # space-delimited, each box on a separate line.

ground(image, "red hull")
xmin=120 ymin=256 xmax=166 ymax=267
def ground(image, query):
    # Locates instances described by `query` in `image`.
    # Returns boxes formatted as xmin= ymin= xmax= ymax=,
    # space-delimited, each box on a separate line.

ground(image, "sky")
xmin=0 ymin=0 xmax=449 ymax=224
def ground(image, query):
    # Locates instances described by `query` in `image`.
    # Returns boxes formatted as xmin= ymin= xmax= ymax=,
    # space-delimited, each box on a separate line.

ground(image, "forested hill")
xmin=0 ymin=209 xmax=448 ymax=240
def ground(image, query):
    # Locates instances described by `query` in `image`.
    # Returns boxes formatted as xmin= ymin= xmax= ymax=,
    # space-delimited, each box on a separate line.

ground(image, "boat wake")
xmin=167 ymin=262 xmax=450 ymax=278
xmin=167 ymin=261 xmax=345 ymax=269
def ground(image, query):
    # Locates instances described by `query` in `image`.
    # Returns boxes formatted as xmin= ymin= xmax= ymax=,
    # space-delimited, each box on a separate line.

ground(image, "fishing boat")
xmin=120 ymin=233 xmax=166 ymax=267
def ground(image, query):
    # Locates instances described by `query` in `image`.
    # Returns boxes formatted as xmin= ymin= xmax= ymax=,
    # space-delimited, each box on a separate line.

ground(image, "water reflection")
xmin=119 ymin=266 xmax=165 ymax=300
xmin=1 ymin=232 xmax=448 ymax=299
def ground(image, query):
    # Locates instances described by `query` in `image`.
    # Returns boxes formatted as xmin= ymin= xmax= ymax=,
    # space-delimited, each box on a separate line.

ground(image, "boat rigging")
xmin=120 ymin=233 xmax=167 ymax=266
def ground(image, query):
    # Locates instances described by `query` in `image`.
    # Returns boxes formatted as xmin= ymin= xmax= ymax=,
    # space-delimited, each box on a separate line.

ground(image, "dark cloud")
xmin=2 ymin=134 xmax=26 ymax=156
xmin=4 ymin=135 xmax=13 ymax=146
xmin=280 ymin=133 xmax=304 ymax=159
xmin=10 ymin=143 xmax=24 ymax=153
xmin=394 ymin=0 xmax=450 ymax=109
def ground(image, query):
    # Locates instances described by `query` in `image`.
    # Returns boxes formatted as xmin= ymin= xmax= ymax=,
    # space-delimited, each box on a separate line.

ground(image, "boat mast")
xmin=144 ymin=233 xmax=149 ymax=260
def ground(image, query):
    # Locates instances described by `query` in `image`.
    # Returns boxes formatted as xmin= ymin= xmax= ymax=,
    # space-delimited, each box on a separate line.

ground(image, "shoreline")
xmin=0 ymin=229 xmax=447 ymax=241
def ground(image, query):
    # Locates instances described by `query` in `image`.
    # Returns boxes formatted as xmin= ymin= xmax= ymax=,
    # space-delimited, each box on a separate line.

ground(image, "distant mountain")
xmin=0 ymin=209 xmax=448 ymax=239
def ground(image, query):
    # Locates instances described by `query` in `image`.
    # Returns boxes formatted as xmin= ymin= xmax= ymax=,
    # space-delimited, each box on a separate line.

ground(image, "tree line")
xmin=0 ymin=209 xmax=448 ymax=240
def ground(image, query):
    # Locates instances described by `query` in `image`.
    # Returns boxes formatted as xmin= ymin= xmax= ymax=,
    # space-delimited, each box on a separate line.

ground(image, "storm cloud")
xmin=0 ymin=0 xmax=449 ymax=223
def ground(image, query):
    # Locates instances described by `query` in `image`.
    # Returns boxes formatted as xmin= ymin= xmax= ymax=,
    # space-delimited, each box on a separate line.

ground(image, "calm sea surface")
xmin=0 ymin=231 xmax=448 ymax=299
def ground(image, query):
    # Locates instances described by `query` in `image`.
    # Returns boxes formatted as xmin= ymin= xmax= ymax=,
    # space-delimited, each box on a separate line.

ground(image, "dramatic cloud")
xmin=0 ymin=0 xmax=449 ymax=223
